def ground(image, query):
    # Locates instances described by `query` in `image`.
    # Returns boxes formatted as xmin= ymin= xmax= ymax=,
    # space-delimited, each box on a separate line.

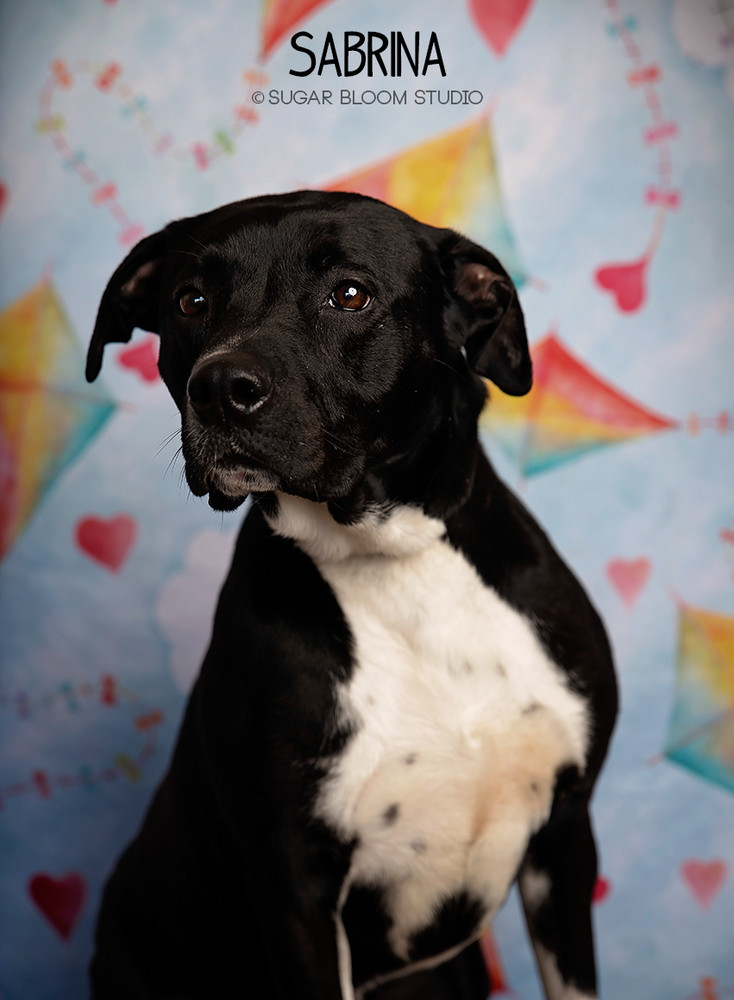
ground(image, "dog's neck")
xmin=262 ymin=430 xmax=501 ymax=563
xmin=325 ymin=413 xmax=486 ymax=527
xmin=265 ymin=494 xmax=446 ymax=563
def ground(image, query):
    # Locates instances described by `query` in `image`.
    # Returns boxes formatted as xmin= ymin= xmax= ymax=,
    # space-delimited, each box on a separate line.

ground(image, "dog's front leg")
xmin=517 ymin=803 xmax=599 ymax=1000
xmin=235 ymin=822 xmax=356 ymax=1000
xmin=249 ymin=860 xmax=355 ymax=1000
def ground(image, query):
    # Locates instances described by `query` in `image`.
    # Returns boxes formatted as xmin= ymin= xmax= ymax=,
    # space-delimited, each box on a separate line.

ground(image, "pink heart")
xmin=681 ymin=859 xmax=728 ymax=909
xmin=606 ymin=558 xmax=651 ymax=607
xmin=592 ymin=875 xmax=611 ymax=904
xmin=0 ymin=181 xmax=7 ymax=219
xmin=75 ymin=514 xmax=137 ymax=572
xmin=28 ymin=872 xmax=87 ymax=941
xmin=594 ymin=258 xmax=648 ymax=313
xmin=469 ymin=0 xmax=535 ymax=56
xmin=117 ymin=335 xmax=160 ymax=383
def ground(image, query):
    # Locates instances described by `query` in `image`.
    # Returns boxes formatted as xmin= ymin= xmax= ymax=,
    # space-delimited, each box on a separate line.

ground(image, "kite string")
xmin=38 ymin=58 xmax=267 ymax=246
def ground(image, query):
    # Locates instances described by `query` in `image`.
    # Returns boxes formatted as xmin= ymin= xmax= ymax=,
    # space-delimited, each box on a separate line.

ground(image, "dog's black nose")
xmin=187 ymin=353 xmax=273 ymax=426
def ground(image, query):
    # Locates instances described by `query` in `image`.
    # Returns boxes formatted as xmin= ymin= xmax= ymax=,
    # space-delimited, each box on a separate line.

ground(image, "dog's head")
xmin=87 ymin=191 xmax=530 ymax=521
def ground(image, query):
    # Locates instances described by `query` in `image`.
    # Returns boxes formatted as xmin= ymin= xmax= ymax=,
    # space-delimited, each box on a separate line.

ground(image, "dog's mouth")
xmin=186 ymin=457 xmax=281 ymax=511
xmin=180 ymin=402 xmax=369 ymax=514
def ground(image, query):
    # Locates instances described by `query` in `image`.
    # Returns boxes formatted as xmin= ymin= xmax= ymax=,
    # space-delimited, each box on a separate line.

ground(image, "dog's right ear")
xmin=85 ymin=229 xmax=169 ymax=382
xmin=438 ymin=232 xmax=531 ymax=396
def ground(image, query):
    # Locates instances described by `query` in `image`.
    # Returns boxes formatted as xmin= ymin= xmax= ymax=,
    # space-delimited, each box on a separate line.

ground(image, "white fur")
xmin=532 ymin=942 xmax=597 ymax=1000
xmin=518 ymin=865 xmax=552 ymax=915
xmin=519 ymin=869 xmax=597 ymax=999
xmin=269 ymin=494 xmax=445 ymax=562
xmin=269 ymin=496 xmax=589 ymax=979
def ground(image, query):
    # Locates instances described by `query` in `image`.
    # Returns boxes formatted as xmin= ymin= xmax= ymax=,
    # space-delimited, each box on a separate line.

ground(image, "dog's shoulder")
xmin=444 ymin=463 xmax=618 ymax=777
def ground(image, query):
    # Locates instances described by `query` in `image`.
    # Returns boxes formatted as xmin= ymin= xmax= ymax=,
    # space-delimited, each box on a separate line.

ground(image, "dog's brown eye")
xmin=178 ymin=289 xmax=208 ymax=317
xmin=329 ymin=282 xmax=371 ymax=311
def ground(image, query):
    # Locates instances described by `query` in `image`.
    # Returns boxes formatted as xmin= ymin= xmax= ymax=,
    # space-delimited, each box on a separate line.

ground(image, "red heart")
xmin=0 ymin=182 xmax=7 ymax=219
xmin=117 ymin=335 xmax=160 ymax=383
xmin=28 ymin=872 xmax=87 ymax=941
xmin=681 ymin=859 xmax=728 ymax=909
xmin=75 ymin=514 xmax=137 ymax=572
xmin=606 ymin=558 xmax=651 ymax=607
xmin=469 ymin=0 xmax=535 ymax=56
xmin=594 ymin=258 xmax=648 ymax=313
xmin=592 ymin=875 xmax=611 ymax=904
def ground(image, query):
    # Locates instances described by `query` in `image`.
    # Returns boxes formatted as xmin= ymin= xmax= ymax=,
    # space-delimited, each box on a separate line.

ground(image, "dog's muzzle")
xmin=183 ymin=351 xmax=281 ymax=508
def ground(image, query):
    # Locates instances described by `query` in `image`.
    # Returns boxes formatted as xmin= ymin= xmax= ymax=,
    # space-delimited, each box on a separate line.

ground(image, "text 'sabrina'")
xmin=289 ymin=31 xmax=447 ymax=78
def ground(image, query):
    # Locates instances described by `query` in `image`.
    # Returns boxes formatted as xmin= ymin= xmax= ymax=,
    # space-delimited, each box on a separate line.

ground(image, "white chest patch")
xmin=269 ymin=496 xmax=589 ymax=965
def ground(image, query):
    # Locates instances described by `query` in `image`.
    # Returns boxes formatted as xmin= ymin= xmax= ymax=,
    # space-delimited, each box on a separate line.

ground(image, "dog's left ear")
xmin=440 ymin=233 xmax=532 ymax=396
xmin=85 ymin=228 xmax=169 ymax=382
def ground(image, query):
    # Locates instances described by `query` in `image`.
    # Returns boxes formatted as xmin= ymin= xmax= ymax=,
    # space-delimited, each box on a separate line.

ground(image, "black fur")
xmin=86 ymin=190 xmax=616 ymax=999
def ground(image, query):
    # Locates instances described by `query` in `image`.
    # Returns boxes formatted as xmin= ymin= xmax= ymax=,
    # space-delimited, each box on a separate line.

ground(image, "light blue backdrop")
xmin=1 ymin=2 xmax=732 ymax=998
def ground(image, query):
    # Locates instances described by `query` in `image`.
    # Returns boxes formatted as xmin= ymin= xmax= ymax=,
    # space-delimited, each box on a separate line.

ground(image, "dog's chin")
xmin=186 ymin=463 xmax=280 ymax=511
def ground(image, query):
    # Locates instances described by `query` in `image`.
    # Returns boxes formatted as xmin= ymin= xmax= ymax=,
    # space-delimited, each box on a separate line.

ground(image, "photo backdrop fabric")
xmin=0 ymin=2 xmax=733 ymax=998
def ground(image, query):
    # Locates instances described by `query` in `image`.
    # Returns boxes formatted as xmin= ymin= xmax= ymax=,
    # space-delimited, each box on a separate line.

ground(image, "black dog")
xmin=86 ymin=190 xmax=617 ymax=1000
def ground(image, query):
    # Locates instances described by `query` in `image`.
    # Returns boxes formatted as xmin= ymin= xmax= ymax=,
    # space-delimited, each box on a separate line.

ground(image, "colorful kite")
xmin=0 ymin=279 xmax=116 ymax=560
xmin=261 ymin=0 xmax=336 ymax=59
xmin=324 ymin=115 xmax=526 ymax=286
xmin=480 ymin=332 xmax=677 ymax=475
xmin=663 ymin=603 xmax=734 ymax=796
xmin=0 ymin=672 xmax=164 ymax=811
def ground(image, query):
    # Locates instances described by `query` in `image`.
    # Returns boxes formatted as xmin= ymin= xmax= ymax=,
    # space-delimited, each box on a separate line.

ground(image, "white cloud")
xmin=155 ymin=528 xmax=238 ymax=693
xmin=673 ymin=0 xmax=734 ymax=102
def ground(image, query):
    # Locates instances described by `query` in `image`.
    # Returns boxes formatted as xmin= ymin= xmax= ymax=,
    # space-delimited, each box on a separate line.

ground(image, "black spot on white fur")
xmin=382 ymin=803 xmax=400 ymax=827
xmin=407 ymin=891 xmax=486 ymax=963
